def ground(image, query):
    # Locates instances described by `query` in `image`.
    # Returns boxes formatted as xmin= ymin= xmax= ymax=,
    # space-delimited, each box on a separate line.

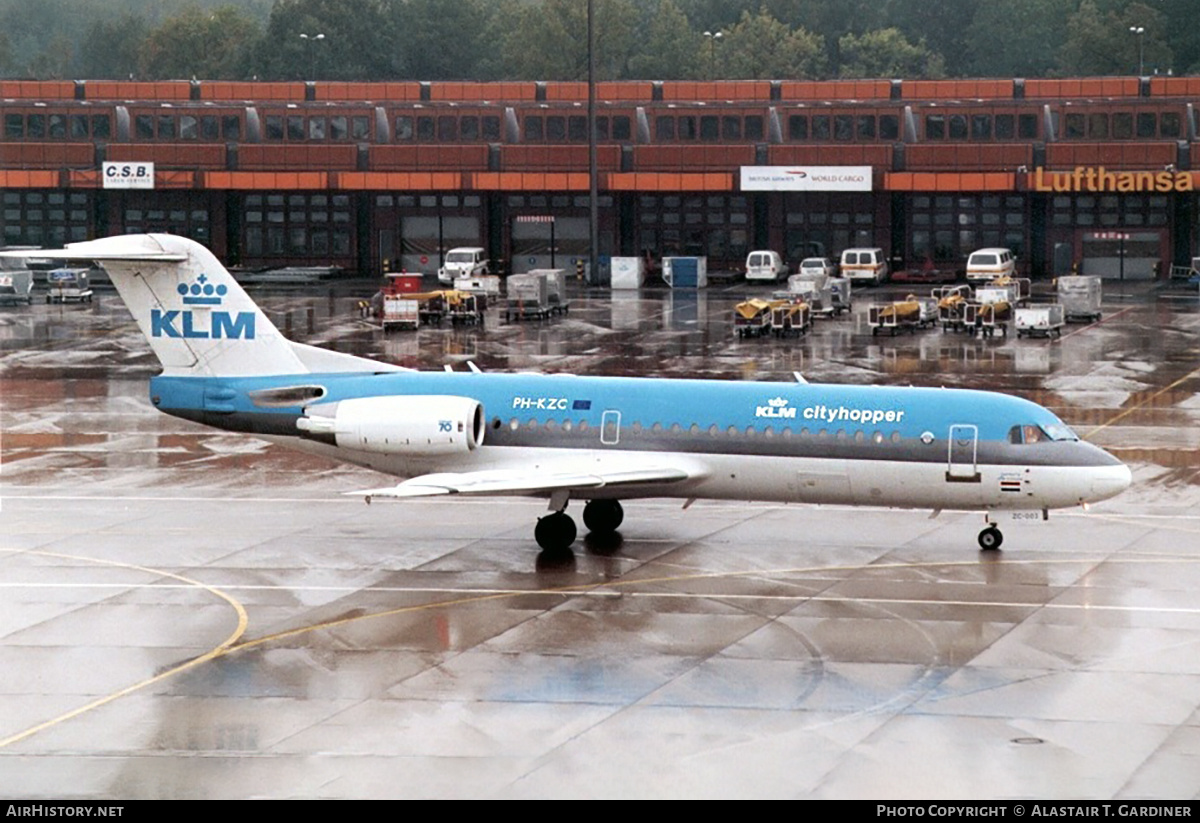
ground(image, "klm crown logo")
xmin=178 ymin=273 xmax=228 ymax=306
xmin=151 ymin=273 xmax=255 ymax=340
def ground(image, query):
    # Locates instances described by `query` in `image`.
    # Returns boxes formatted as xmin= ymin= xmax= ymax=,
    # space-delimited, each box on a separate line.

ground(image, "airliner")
xmin=2 ymin=234 xmax=1131 ymax=553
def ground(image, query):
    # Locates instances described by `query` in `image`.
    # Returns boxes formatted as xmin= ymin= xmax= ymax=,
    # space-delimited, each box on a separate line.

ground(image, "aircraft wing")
xmin=351 ymin=465 xmax=696 ymax=500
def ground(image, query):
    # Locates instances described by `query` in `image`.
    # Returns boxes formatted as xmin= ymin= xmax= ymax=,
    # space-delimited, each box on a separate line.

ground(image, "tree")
xmin=627 ymin=0 xmax=702 ymax=80
xmin=250 ymin=0 xmax=400 ymax=81
xmin=764 ymin=0 xmax=885 ymax=72
xmin=718 ymin=9 xmax=825 ymax=80
xmin=961 ymin=0 xmax=1073 ymax=77
xmin=79 ymin=13 xmax=151 ymax=80
xmin=139 ymin=5 xmax=260 ymax=80
xmin=0 ymin=0 xmax=94 ymax=78
xmin=395 ymin=0 xmax=489 ymax=80
xmin=499 ymin=0 xmax=638 ymax=81
xmin=882 ymin=0 xmax=977 ymax=77
xmin=838 ymin=28 xmax=944 ymax=79
xmin=1059 ymin=0 xmax=1173 ymax=76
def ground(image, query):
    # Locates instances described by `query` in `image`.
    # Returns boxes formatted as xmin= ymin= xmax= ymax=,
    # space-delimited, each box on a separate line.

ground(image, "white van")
xmin=839 ymin=248 xmax=889 ymax=286
xmin=438 ymin=247 xmax=489 ymax=284
xmin=745 ymin=250 xmax=785 ymax=282
xmin=966 ymin=248 xmax=1016 ymax=283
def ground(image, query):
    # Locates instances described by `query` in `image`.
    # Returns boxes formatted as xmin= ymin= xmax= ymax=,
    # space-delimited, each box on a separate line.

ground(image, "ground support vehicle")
xmin=769 ymin=296 xmax=812 ymax=338
xmin=381 ymin=295 xmax=419 ymax=331
xmin=796 ymin=257 xmax=835 ymax=280
xmin=840 ymin=248 xmax=889 ymax=287
xmin=1057 ymin=276 xmax=1102 ymax=322
xmin=446 ymin=291 xmax=485 ymax=326
xmin=45 ymin=268 xmax=93 ymax=303
xmin=1015 ymin=305 xmax=1065 ymax=338
xmin=438 ymin=247 xmax=489 ymax=285
xmin=505 ymin=273 xmax=551 ymax=321
xmin=733 ymin=298 xmax=774 ymax=338
xmin=745 ymin=250 xmax=785 ymax=282
xmin=0 ymin=269 xmax=33 ymax=305
xmin=402 ymin=291 xmax=447 ymax=326
xmin=966 ymin=248 xmax=1017 ymax=284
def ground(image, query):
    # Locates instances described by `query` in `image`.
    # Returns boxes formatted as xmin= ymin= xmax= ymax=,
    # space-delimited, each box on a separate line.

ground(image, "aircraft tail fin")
xmin=3 ymin=234 xmax=394 ymax=377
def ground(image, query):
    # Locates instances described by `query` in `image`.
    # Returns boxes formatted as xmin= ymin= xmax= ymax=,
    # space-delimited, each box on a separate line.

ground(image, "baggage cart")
xmin=0 ymin=267 xmax=33 ymax=305
xmin=784 ymin=278 xmax=833 ymax=317
xmin=663 ymin=256 xmax=708 ymax=288
xmin=869 ymin=298 xmax=921 ymax=336
xmin=381 ymin=295 xmax=419 ymax=331
xmin=975 ymin=300 xmax=1011 ymax=338
xmin=505 ymin=272 xmax=551 ymax=321
xmin=769 ymin=299 xmax=811 ymax=338
xmin=934 ymin=285 xmax=973 ymax=332
xmin=1057 ymin=275 xmax=1102 ymax=322
xmin=828 ymin=277 xmax=852 ymax=316
xmin=46 ymin=267 xmax=93 ymax=303
xmin=610 ymin=256 xmax=645 ymax=289
xmin=540 ymin=268 xmax=569 ymax=315
xmin=453 ymin=274 xmax=501 ymax=298
xmin=1015 ymin=304 xmax=1065 ymax=338
xmin=733 ymin=298 xmax=773 ymax=338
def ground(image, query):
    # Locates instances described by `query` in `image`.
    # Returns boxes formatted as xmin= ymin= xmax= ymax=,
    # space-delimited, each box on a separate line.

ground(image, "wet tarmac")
xmin=2 ymin=278 xmax=1200 ymax=799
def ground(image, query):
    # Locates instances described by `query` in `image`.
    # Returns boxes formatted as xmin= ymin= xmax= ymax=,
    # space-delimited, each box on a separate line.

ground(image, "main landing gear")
xmin=534 ymin=500 xmax=625 ymax=553
xmin=978 ymin=525 xmax=1004 ymax=551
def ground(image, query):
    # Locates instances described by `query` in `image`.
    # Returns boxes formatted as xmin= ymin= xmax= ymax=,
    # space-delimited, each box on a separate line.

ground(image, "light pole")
xmin=299 ymin=32 xmax=325 ymax=81
xmin=1129 ymin=26 xmax=1145 ymax=76
xmin=702 ymin=31 xmax=723 ymax=80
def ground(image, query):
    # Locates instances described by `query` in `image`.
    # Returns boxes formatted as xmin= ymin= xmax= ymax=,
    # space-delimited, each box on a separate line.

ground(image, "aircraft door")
xmin=601 ymin=410 xmax=621 ymax=445
xmin=946 ymin=424 xmax=981 ymax=482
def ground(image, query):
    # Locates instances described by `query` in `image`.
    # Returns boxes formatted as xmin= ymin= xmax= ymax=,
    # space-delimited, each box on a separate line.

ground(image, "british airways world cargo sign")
xmin=740 ymin=165 xmax=873 ymax=192
xmin=102 ymin=162 xmax=155 ymax=190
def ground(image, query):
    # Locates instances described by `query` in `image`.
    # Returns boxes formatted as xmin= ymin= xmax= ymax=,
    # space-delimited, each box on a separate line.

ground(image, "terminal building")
xmin=2 ymin=76 xmax=1199 ymax=280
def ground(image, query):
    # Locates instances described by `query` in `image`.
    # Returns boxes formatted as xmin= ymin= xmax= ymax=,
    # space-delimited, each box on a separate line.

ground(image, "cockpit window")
xmin=1009 ymin=422 xmax=1079 ymax=444
xmin=1041 ymin=422 xmax=1079 ymax=441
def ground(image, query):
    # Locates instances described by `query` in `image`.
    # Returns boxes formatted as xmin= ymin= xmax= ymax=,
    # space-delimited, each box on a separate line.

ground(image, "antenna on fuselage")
xmin=793 ymin=371 xmax=807 ymax=384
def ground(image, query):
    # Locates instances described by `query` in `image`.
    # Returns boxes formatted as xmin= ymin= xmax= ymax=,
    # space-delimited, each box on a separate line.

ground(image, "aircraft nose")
xmin=1089 ymin=463 xmax=1132 ymax=502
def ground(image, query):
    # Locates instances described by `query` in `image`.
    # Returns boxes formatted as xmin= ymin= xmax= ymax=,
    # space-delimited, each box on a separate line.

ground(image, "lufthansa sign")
xmin=102 ymin=162 xmax=155 ymax=190
xmin=1031 ymin=166 xmax=1193 ymax=193
xmin=740 ymin=165 xmax=873 ymax=192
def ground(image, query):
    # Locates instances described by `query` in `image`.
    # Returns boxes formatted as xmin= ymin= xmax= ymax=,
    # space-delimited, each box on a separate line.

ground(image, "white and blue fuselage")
xmin=150 ymin=369 xmax=1130 ymax=513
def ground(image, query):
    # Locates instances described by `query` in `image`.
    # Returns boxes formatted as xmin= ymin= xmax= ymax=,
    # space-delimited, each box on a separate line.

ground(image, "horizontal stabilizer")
xmin=0 ymin=234 xmax=188 ymax=262
xmin=351 ymin=465 xmax=695 ymax=500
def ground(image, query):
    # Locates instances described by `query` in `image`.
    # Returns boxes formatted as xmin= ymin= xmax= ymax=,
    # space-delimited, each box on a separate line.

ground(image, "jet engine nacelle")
xmin=299 ymin=395 xmax=485 ymax=455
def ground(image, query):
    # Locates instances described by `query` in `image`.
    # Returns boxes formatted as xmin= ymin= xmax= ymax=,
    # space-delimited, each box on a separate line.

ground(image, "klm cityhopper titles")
xmin=1 ymin=234 xmax=1131 ymax=553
